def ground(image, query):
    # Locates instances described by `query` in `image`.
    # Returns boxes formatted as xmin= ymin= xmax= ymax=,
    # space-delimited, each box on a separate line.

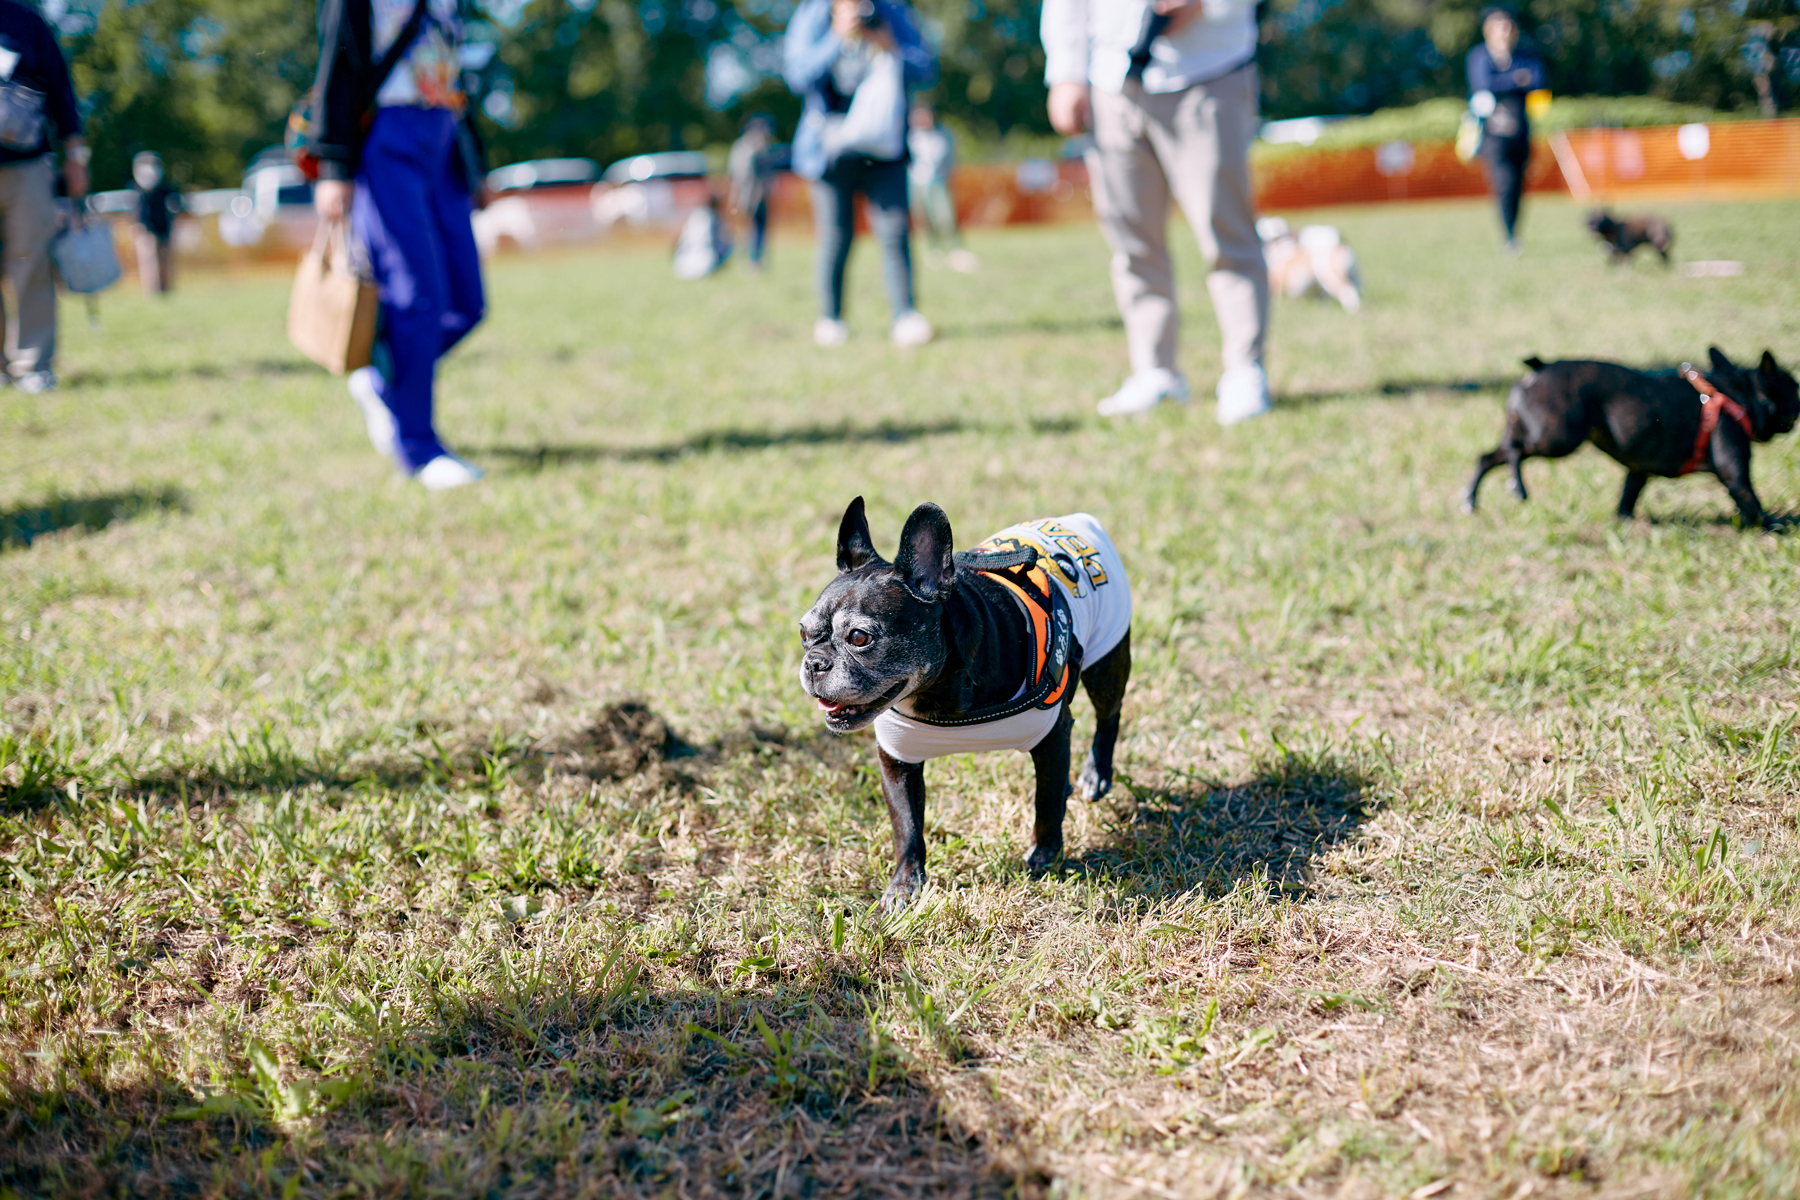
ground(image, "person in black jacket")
xmin=1466 ymin=6 xmax=1546 ymax=253
xmin=0 ymin=0 xmax=86 ymax=393
xmin=131 ymin=151 xmax=180 ymax=295
xmin=310 ymin=0 xmax=487 ymax=490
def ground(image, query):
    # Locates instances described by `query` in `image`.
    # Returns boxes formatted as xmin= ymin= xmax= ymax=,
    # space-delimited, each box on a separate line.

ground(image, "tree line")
xmin=50 ymin=0 xmax=1798 ymax=191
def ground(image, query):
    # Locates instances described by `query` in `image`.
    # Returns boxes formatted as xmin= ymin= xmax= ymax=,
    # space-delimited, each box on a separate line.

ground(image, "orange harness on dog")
xmin=1678 ymin=365 xmax=1755 ymax=477
xmin=908 ymin=549 xmax=1077 ymax=728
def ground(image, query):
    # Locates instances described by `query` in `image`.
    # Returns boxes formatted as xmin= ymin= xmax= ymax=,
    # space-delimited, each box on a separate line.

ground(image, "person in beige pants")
xmin=1041 ymin=0 xmax=1271 ymax=422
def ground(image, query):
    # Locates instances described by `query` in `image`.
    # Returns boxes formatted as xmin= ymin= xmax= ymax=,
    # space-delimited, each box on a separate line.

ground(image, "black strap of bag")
xmin=310 ymin=0 xmax=433 ymax=140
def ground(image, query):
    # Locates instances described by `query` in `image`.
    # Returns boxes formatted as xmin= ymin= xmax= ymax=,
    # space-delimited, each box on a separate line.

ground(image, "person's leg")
xmin=1152 ymin=64 xmax=1269 ymax=375
xmin=1486 ymin=142 xmax=1521 ymax=241
xmin=353 ymin=108 xmax=455 ymax=471
xmin=929 ymin=181 xmax=962 ymax=247
xmin=431 ymin=148 xmax=485 ymax=360
xmin=157 ymin=237 xmax=173 ymax=293
xmin=811 ymin=169 xmax=855 ymax=320
xmin=863 ymin=159 xmax=916 ymax=320
xmin=1089 ymin=84 xmax=1177 ymax=375
xmin=1500 ymin=140 xmax=1528 ymax=241
xmin=751 ymin=200 xmax=768 ymax=265
xmin=134 ymin=228 xmax=159 ymax=294
xmin=0 ymin=157 xmax=59 ymax=381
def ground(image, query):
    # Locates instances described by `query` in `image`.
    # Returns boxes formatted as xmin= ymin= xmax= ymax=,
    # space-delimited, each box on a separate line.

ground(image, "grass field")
xmin=3 ymin=195 xmax=1799 ymax=1199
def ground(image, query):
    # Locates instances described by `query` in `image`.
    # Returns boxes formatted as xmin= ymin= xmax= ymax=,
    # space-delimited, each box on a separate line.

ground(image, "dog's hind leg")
xmin=1617 ymin=470 xmax=1648 ymax=519
xmin=1075 ymin=629 xmax=1131 ymax=801
xmin=1463 ymin=449 xmax=1506 ymax=513
xmin=1026 ymin=707 xmax=1074 ymax=873
xmin=1506 ymin=447 xmax=1529 ymax=501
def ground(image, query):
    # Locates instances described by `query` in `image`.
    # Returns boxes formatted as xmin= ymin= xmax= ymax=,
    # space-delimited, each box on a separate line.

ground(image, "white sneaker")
xmin=415 ymin=453 xmax=483 ymax=490
xmin=813 ymin=318 xmax=849 ymax=347
xmin=347 ymin=367 xmax=398 ymax=460
xmin=1216 ymin=363 xmax=1273 ymax=425
xmin=945 ymin=248 xmax=980 ymax=273
xmin=15 ymin=370 xmax=55 ymax=394
xmin=1097 ymin=368 xmax=1188 ymax=416
xmin=891 ymin=311 xmax=934 ymax=348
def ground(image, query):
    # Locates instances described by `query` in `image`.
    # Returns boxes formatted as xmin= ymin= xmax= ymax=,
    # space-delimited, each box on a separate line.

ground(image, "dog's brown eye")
xmin=846 ymin=629 xmax=872 ymax=648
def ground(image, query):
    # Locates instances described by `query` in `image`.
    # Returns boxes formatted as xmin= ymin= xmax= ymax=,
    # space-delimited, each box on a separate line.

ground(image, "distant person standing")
xmin=131 ymin=152 xmax=180 ymax=295
xmin=311 ymin=0 xmax=486 ymax=490
xmin=1041 ymin=0 xmax=1271 ymax=422
xmin=1466 ymin=6 xmax=1545 ymax=254
xmin=784 ymin=0 xmax=938 ymax=348
xmin=906 ymin=104 xmax=976 ymax=273
xmin=0 ymin=0 xmax=87 ymax=393
xmin=727 ymin=114 xmax=775 ymax=271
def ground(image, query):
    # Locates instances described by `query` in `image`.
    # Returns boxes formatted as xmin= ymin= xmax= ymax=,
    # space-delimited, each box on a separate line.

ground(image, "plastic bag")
xmin=51 ymin=217 xmax=122 ymax=294
xmin=823 ymin=52 xmax=906 ymax=163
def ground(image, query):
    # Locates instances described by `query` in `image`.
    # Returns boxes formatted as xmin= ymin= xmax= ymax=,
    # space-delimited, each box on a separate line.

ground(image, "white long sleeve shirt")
xmin=1041 ymin=0 xmax=1257 ymax=94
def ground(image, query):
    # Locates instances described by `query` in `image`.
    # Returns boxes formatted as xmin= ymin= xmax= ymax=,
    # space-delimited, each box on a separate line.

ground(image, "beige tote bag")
xmin=287 ymin=221 xmax=377 ymax=374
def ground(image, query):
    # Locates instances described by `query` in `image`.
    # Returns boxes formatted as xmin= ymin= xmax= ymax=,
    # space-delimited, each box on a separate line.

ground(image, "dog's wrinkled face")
xmin=1707 ymin=346 xmax=1800 ymax=440
xmin=798 ymin=498 xmax=956 ymax=733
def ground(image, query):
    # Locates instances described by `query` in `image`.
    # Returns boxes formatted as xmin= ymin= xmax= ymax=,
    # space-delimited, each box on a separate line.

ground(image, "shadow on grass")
xmin=0 ymin=488 xmax=185 ymax=553
xmin=934 ymin=314 xmax=1124 ymax=340
xmin=1640 ymin=507 xmax=1800 ymax=535
xmin=0 ymin=966 xmax=1011 ymax=1197
xmin=1279 ymin=375 xmax=1519 ymax=407
xmin=1071 ymin=748 xmax=1376 ymax=900
xmin=63 ymin=359 xmax=313 ymax=389
xmin=471 ymin=417 xmax=1080 ymax=473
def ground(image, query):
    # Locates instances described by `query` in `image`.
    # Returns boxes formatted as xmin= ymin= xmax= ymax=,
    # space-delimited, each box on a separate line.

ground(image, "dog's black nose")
xmin=804 ymin=654 xmax=830 ymax=675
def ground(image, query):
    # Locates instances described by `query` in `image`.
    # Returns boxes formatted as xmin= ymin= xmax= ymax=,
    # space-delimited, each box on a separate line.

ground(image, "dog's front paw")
xmin=1075 ymin=751 xmax=1112 ymax=802
xmin=1024 ymin=842 xmax=1063 ymax=874
xmin=1460 ymin=492 xmax=1478 ymax=515
xmin=878 ymin=865 xmax=926 ymax=911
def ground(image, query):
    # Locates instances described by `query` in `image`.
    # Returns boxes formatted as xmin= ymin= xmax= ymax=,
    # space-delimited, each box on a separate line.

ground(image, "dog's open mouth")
xmin=817 ymin=681 xmax=906 ymax=730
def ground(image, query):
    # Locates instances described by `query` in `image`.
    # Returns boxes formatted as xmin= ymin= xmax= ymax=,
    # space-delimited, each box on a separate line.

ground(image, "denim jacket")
xmin=783 ymin=0 xmax=936 ymax=180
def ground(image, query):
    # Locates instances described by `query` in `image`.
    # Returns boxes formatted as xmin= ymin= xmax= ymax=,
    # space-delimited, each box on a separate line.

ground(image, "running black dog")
xmin=1464 ymin=349 xmax=1799 ymax=528
xmin=799 ymin=499 xmax=1132 ymax=908
xmin=1586 ymin=210 xmax=1674 ymax=264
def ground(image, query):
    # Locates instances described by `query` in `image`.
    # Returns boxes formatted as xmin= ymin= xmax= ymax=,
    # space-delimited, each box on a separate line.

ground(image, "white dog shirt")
xmin=874 ymin=513 xmax=1132 ymax=764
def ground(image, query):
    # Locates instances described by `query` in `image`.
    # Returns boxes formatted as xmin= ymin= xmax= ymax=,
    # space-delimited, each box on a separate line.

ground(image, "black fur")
xmin=1463 ymin=348 xmax=1800 ymax=528
xmin=1586 ymin=210 xmax=1674 ymax=264
xmin=800 ymin=498 xmax=1132 ymax=909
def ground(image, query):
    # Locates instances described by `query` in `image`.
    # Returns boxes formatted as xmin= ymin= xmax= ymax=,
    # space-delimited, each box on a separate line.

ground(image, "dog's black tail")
xmin=1522 ymin=356 xmax=1547 ymax=372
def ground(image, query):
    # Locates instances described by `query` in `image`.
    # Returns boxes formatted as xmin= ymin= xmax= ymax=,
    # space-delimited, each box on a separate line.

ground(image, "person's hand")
xmin=1153 ymin=0 xmax=1204 ymax=35
xmin=1048 ymin=81 xmax=1090 ymax=135
xmin=314 ymin=178 xmax=354 ymax=221
xmin=831 ymin=0 xmax=861 ymax=39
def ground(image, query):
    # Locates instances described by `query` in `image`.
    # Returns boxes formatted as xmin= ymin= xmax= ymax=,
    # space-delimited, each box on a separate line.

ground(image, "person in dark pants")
xmin=1466 ymin=6 xmax=1545 ymax=254
xmin=131 ymin=152 xmax=180 ymax=294
xmin=312 ymin=0 xmax=486 ymax=490
xmin=784 ymin=0 xmax=936 ymax=348
xmin=727 ymin=114 xmax=774 ymax=271
xmin=0 ymin=0 xmax=87 ymax=393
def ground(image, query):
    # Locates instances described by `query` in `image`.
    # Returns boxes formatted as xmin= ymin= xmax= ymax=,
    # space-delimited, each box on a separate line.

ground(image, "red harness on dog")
xmin=1677 ymin=364 xmax=1755 ymax=476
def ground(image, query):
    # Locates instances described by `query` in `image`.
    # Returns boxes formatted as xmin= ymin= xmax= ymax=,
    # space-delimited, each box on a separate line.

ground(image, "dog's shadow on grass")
xmin=0 ymin=488 xmax=185 ymax=553
xmin=470 ymin=417 xmax=1080 ymax=473
xmin=1639 ymin=508 xmax=1800 ymax=535
xmin=1279 ymin=375 xmax=1518 ymax=407
xmin=1069 ymin=749 xmax=1377 ymax=900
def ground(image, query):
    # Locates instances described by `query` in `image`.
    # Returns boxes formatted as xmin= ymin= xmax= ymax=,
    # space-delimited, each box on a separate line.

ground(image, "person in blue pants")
xmin=311 ymin=0 xmax=486 ymax=490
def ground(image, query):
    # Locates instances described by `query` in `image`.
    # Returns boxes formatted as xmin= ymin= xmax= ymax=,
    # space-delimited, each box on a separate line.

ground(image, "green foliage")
xmin=64 ymin=0 xmax=315 ymax=190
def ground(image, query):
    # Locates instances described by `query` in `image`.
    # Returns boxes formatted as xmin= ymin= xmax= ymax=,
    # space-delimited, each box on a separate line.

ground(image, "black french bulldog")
xmin=1464 ymin=348 xmax=1800 ymax=527
xmin=1586 ymin=210 xmax=1674 ymax=264
xmin=798 ymin=498 xmax=1132 ymax=909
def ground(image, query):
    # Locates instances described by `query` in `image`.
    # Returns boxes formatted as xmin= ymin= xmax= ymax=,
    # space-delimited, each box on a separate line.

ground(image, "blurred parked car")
xmin=486 ymin=157 xmax=600 ymax=196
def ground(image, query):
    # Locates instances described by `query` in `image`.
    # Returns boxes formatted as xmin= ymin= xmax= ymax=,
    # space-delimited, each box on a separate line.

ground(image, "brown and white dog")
xmin=1258 ymin=217 xmax=1362 ymax=312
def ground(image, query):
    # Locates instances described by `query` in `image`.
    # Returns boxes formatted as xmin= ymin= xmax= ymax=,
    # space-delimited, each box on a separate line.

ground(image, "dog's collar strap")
xmin=908 ymin=562 xmax=1079 ymax=728
xmin=1678 ymin=365 xmax=1755 ymax=476
xmin=953 ymin=545 xmax=1039 ymax=571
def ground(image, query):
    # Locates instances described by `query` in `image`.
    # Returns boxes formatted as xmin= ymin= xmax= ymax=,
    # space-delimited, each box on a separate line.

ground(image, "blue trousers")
xmin=352 ymin=107 xmax=484 ymax=471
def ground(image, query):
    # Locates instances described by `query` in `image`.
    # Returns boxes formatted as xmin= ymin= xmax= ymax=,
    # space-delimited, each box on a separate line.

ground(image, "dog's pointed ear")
xmin=1760 ymin=349 xmax=1783 ymax=378
xmin=894 ymin=503 xmax=956 ymax=603
xmin=1709 ymin=346 xmax=1736 ymax=373
xmin=1523 ymin=355 xmax=1546 ymax=371
xmin=836 ymin=496 xmax=880 ymax=572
